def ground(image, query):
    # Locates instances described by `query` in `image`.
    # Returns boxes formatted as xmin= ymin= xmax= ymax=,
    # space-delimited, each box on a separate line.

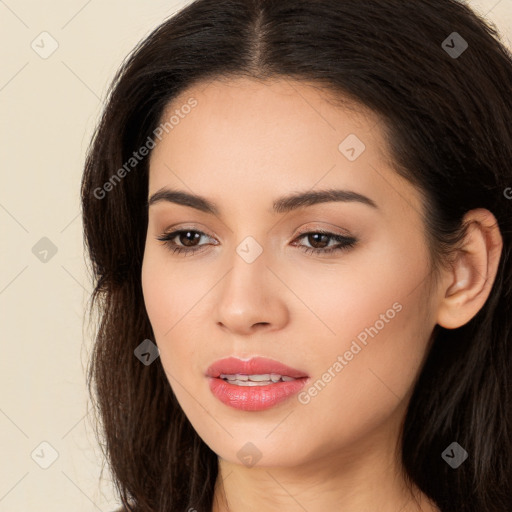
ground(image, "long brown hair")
xmin=81 ymin=1 xmax=512 ymax=510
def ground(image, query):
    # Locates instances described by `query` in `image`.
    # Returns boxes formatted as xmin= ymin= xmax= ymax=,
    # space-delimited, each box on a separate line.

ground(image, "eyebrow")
xmin=147 ymin=187 xmax=378 ymax=215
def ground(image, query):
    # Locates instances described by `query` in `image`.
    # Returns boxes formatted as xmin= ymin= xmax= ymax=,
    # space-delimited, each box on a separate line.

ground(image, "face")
xmin=141 ymin=77 xmax=438 ymax=468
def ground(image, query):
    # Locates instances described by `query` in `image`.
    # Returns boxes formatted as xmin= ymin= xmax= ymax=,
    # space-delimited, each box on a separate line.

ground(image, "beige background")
xmin=0 ymin=1 xmax=510 ymax=510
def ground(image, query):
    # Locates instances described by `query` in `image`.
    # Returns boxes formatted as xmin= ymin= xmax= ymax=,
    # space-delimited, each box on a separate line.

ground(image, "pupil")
xmin=181 ymin=231 xmax=200 ymax=247
xmin=309 ymin=233 xmax=328 ymax=248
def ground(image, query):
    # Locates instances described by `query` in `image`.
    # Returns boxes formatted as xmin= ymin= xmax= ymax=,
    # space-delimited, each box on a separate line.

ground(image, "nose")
xmin=214 ymin=249 xmax=289 ymax=335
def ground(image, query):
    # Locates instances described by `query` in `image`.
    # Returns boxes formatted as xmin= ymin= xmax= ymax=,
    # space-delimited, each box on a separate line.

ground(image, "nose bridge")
xmin=214 ymin=233 xmax=286 ymax=331
xmin=223 ymin=234 xmax=269 ymax=302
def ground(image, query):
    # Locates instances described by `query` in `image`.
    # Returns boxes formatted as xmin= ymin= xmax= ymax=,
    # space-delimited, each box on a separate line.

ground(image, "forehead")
xmin=162 ymin=76 xmax=380 ymax=143
xmin=147 ymin=77 xmax=423 ymax=220
xmin=151 ymin=78 xmax=378 ymax=174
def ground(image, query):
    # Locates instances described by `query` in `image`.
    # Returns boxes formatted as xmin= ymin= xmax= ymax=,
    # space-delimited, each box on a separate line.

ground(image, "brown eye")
xmin=175 ymin=231 xmax=202 ymax=247
xmin=156 ymin=229 xmax=214 ymax=255
xmin=293 ymin=231 xmax=358 ymax=256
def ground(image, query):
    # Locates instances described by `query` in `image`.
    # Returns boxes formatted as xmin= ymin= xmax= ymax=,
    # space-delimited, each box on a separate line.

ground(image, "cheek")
xmin=298 ymin=231 xmax=429 ymax=362
xmin=305 ymin=244 xmax=432 ymax=413
xmin=142 ymin=248 xmax=195 ymax=332
xmin=289 ymin=283 xmax=432 ymax=458
xmin=141 ymin=252 xmax=171 ymax=334
xmin=141 ymin=249 xmax=209 ymax=374
xmin=288 ymin=232 xmax=429 ymax=348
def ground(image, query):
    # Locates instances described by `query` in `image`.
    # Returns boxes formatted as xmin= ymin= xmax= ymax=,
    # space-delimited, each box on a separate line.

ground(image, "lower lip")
xmin=207 ymin=376 xmax=309 ymax=411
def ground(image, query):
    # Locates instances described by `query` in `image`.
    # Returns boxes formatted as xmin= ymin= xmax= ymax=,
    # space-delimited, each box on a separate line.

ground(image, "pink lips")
xmin=206 ymin=356 xmax=309 ymax=379
xmin=206 ymin=356 xmax=309 ymax=411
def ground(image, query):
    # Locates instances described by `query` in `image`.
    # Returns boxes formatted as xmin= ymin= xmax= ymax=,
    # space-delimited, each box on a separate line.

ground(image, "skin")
xmin=141 ymin=77 xmax=503 ymax=512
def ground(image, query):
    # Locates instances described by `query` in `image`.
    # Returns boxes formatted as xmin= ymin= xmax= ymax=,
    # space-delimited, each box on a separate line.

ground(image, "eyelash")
xmin=156 ymin=228 xmax=357 ymax=256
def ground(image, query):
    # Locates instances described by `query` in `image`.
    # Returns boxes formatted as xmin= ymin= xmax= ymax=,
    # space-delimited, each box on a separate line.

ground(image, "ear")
xmin=436 ymin=208 xmax=503 ymax=329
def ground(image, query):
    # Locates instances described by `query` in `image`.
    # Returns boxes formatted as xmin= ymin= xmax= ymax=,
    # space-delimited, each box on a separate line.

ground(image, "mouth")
xmin=206 ymin=356 xmax=309 ymax=411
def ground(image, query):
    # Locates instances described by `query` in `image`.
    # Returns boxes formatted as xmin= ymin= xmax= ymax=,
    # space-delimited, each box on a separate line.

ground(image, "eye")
xmin=156 ymin=229 xmax=215 ymax=255
xmin=156 ymin=228 xmax=358 ymax=256
xmin=292 ymin=230 xmax=357 ymax=256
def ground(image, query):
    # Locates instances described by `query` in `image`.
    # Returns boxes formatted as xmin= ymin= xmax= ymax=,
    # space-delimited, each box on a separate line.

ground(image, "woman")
xmin=81 ymin=0 xmax=512 ymax=511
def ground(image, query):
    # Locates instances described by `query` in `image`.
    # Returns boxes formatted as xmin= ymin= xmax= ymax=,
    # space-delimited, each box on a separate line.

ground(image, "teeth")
xmin=219 ymin=373 xmax=298 ymax=385
xmin=231 ymin=380 xmax=273 ymax=386
xmin=246 ymin=374 xmax=270 ymax=381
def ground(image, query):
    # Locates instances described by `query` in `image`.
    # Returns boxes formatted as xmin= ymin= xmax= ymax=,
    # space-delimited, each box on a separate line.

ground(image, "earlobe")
xmin=436 ymin=209 xmax=503 ymax=330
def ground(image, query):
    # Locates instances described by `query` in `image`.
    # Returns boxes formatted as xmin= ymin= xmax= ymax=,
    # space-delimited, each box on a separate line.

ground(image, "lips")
xmin=206 ymin=356 xmax=309 ymax=379
xmin=206 ymin=356 xmax=309 ymax=411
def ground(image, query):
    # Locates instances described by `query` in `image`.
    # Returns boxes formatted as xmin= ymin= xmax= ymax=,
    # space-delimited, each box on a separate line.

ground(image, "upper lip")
xmin=206 ymin=356 xmax=309 ymax=378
